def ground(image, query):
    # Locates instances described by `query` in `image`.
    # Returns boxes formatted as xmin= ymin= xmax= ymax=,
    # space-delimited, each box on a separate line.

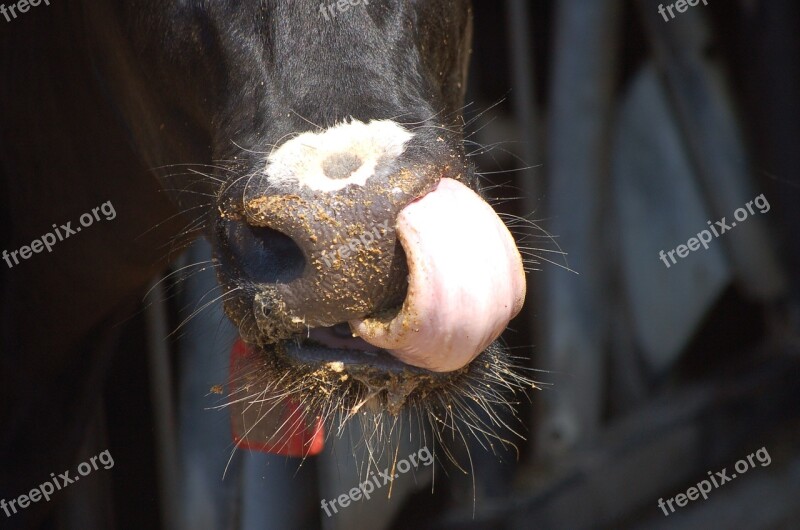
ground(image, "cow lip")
xmin=247 ymin=324 xmax=472 ymax=414
xmin=271 ymin=321 xmax=445 ymax=377
xmin=306 ymin=323 xmax=383 ymax=353
xmin=278 ymin=337 xmax=448 ymax=416
xmin=284 ymin=331 xmax=436 ymax=376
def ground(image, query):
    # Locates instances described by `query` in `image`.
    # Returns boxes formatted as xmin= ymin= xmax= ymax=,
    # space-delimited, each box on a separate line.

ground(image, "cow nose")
xmin=233 ymin=119 xmax=447 ymax=341
xmin=239 ymin=188 xmax=410 ymax=334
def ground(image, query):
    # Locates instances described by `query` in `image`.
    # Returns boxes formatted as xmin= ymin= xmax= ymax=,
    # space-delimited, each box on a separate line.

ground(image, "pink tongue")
xmin=349 ymin=178 xmax=526 ymax=372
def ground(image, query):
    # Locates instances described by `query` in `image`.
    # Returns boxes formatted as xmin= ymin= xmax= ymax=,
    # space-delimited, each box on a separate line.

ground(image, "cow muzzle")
xmin=216 ymin=119 xmax=525 ymax=395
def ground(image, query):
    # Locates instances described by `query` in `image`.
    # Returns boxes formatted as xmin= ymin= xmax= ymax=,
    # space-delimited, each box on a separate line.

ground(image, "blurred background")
xmin=36 ymin=0 xmax=800 ymax=528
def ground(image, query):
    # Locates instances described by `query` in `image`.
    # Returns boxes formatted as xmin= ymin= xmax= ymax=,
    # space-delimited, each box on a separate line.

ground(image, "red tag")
xmin=228 ymin=339 xmax=325 ymax=456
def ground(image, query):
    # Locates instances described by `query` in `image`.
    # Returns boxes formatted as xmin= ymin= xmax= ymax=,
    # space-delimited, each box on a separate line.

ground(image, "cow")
xmin=0 ymin=0 xmax=530 ymax=525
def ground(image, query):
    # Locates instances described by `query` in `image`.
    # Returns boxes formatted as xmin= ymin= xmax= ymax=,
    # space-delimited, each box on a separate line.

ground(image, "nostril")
xmin=322 ymin=152 xmax=363 ymax=180
xmin=224 ymin=221 xmax=306 ymax=284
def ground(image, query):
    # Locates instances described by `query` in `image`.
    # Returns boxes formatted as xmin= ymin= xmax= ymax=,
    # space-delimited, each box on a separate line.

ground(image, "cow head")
xmin=87 ymin=0 xmax=531 ymax=452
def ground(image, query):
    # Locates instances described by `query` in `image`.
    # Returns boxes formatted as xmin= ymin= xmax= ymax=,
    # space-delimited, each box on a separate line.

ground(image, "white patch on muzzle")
xmin=265 ymin=119 xmax=414 ymax=192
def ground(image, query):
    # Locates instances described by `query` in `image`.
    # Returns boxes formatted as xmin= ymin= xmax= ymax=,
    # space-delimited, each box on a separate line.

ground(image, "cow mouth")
xmin=288 ymin=322 xmax=444 ymax=375
xmin=300 ymin=323 xmax=401 ymax=368
xmin=276 ymin=320 xmax=454 ymax=410
xmin=228 ymin=318 xmax=535 ymax=457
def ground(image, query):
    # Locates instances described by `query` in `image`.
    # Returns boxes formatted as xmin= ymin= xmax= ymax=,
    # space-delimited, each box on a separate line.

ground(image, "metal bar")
xmin=145 ymin=280 xmax=180 ymax=530
xmin=536 ymin=0 xmax=623 ymax=459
